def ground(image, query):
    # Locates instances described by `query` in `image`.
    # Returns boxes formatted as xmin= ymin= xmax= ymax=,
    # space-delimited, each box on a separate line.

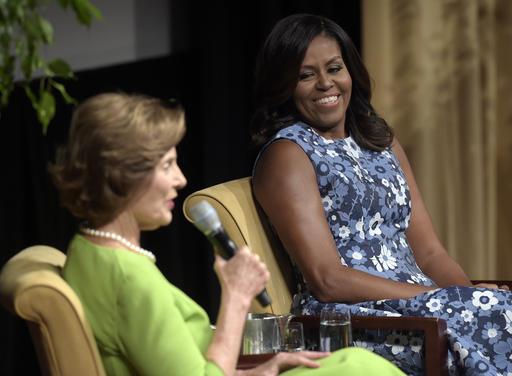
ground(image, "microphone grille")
xmin=189 ymin=200 xmax=222 ymax=234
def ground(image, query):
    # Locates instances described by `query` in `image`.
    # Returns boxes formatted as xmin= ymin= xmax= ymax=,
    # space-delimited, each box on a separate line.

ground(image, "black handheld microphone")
xmin=189 ymin=200 xmax=272 ymax=307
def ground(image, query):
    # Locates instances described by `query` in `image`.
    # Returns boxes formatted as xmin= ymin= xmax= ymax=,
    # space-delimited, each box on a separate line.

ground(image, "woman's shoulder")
xmin=273 ymin=121 xmax=312 ymax=140
xmin=66 ymin=235 xmax=165 ymax=286
xmin=259 ymin=122 xmax=319 ymax=158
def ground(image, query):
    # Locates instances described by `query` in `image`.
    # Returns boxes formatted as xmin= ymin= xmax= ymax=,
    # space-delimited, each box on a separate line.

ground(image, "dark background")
xmin=0 ymin=1 xmax=361 ymax=374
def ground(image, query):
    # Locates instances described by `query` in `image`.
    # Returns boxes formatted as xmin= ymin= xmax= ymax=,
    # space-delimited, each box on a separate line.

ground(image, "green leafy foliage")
xmin=0 ymin=0 xmax=101 ymax=133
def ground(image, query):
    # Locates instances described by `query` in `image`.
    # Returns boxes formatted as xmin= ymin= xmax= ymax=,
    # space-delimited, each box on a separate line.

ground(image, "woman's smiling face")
xmin=293 ymin=34 xmax=352 ymax=139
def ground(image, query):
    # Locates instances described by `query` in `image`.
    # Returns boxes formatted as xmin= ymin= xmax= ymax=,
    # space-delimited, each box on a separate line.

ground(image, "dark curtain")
xmin=0 ymin=1 xmax=360 ymax=374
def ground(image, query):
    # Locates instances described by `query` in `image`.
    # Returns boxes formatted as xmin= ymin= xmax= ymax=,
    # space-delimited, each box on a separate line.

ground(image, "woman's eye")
xmin=299 ymin=72 xmax=314 ymax=81
xmin=328 ymin=65 xmax=342 ymax=74
xmin=162 ymin=161 xmax=172 ymax=171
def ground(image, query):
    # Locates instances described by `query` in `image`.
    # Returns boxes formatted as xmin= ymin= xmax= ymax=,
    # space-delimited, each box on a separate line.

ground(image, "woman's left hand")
xmin=237 ymin=351 xmax=330 ymax=376
xmin=474 ymin=283 xmax=510 ymax=291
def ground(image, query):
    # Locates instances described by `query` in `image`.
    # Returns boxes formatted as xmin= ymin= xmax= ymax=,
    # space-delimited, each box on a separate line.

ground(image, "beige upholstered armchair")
xmin=183 ymin=176 xmax=295 ymax=315
xmin=0 ymin=245 xmax=105 ymax=376
xmin=183 ymin=177 xmax=450 ymax=376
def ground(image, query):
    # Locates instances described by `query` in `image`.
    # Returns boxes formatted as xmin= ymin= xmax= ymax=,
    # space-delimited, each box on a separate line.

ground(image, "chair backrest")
xmin=0 ymin=245 xmax=106 ymax=376
xmin=183 ymin=177 xmax=296 ymax=314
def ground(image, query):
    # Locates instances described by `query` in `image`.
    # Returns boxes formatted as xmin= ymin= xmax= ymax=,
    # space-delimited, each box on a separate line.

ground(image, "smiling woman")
xmin=293 ymin=35 xmax=352 ymax=139
xmin=251 ymin=13 xmax=512 ymax=375
xmin=251 ymin=13 xmax=393 ymax=152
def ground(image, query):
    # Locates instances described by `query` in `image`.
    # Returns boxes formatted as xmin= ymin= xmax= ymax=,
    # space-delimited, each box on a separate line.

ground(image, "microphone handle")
xmin=211 ymin=230 xmax=237 ymax=259
xmin=210 ymin=231 xmax=272 ymax=307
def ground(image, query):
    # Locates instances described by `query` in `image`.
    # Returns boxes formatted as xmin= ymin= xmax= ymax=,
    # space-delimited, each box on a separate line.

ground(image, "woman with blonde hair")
xmin=50 ymin=92 xmax=404 ymax=375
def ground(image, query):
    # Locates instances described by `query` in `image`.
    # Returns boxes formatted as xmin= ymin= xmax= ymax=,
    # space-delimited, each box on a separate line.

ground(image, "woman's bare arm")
xmin=392 ymin=140 xmax=473 ymax=288
xmin=253 ymin=140 xmax=434 ymax=303
xmin=206 ymin=247 xmax=270 ymax=375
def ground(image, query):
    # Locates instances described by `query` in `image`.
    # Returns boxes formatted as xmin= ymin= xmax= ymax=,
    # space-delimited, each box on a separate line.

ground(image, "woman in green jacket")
xmin=51 ymin=92 xmax=404 ymax=376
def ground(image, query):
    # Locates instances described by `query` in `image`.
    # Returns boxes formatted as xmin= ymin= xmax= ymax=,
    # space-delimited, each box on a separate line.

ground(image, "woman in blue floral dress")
xmin=251 ymin=14 xmax=512 ymax=375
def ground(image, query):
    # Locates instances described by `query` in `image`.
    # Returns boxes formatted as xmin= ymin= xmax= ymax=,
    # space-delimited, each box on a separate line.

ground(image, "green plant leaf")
xmin=1 ymin=0 xmax=101 ymax=132
xmin=0 ymin=24 xmax=13 ymax=49
xmin=37 ymin=15 xmax=54 ymax=44
xmin=24 ymin=14 xmax=54 ymax=44
xmin=57 ymin=0 xmax=71 ymax=8
xmin=24 ymin=85 xmax=36 ymax=103
xmin=37 ymin=90 xmax=56 ymax=134
xmin=21 ymin=49 xmax=44 ymax=79
xmin=0 ymin=7 xmax=9 ymax=26
xmin=0 ymin=53 xmax=15 ymax=76
xmin=23 ymin=18 xmax=40 ymax=40
xmin=51 ymin=80 xmax=77 ymax=104
xmin=70 ymin=0 xmax=102 ymax=26
xmin=13 ymin=2 xmax=25 ymax=23
xmin=20 ymin=51 xmax=32 ymax=78
xmin=47 ymin=58 xmax=74 ymax=78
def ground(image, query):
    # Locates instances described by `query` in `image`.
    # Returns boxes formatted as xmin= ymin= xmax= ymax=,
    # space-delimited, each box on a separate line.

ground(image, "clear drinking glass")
xmin=283 ymin=322 xmax=305 ymax=352
xmin=271 ymin=319 xmax=283 ymax=353
xmin=319 ymin=304 xmax=353 ymax=351
xmin=242 ymin=313 xmax=280 ymax=354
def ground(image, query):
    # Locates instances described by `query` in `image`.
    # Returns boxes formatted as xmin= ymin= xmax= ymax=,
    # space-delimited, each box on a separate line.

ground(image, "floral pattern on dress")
xmin=265 ymin=123 xmax=512 ymax=375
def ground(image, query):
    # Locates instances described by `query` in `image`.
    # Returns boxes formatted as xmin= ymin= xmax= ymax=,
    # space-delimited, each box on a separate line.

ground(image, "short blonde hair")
xmin=50 ymin=92 xmax=185 ymax=227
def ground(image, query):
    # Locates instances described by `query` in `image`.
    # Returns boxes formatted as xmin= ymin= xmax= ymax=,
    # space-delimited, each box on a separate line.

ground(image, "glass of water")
xmin=283 ymin=322 xmax=305 ymax=352
xmin=271 ymin=318 xmax=283 ymax=353
xmin=319 ymin=304 xmax=353 ymax=351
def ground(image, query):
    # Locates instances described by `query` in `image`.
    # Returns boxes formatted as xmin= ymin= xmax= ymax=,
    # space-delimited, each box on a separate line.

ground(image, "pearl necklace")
xmin=80 ymin=226 xmax=156 ymax=263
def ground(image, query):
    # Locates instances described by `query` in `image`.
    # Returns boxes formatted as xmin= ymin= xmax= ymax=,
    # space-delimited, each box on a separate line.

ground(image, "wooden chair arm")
xmin=472 ymin=280 xmax=512 ymax=290
xmin=236 ymin=315 xmax=448 ymax=375
xmin=292 ymin=315 xmax=448 ymax=376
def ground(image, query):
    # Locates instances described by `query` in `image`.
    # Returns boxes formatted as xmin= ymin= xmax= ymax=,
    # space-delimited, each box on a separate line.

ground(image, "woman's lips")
xmin=315 ymin=94 xmax=339 ymax=104
xmin=314 ymin=94 xmax=340 ymax=108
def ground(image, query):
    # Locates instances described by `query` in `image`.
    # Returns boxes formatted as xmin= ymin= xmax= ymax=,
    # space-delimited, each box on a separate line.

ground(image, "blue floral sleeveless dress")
xmin=259 ymin=122 xmax=512 ymax=375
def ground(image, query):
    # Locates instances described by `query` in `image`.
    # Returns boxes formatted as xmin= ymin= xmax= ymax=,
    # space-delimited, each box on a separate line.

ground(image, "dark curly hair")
xmin=49 ymin=92 xmax=185 ymax=227
xmin=250 ymin=13 xmax=393 ymax=151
